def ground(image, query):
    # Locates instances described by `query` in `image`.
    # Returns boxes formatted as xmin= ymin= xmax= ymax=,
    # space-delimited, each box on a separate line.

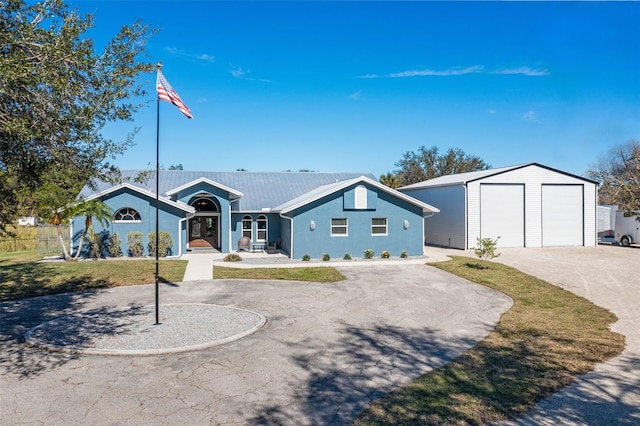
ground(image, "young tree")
xmin=0 ymin=0 xmax=156 ymax=233
xmin=71 ymin=199 xmax=113 ymax=259
xmin=394 ymin=146 xmax=491 ymax=186
xmin=588 ymin=140 xmax=640 ymax=213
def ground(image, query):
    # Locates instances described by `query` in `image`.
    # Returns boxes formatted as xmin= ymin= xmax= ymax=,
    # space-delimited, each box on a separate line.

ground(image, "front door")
xmin=189 ymin=217 xmax=218 ymax=248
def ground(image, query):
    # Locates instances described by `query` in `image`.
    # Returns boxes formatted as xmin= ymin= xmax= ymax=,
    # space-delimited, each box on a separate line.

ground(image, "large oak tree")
xmin=0 ymin=0 xmax=156 ymax=232
xmin=386 ymin=145 xmax=490 ymax=187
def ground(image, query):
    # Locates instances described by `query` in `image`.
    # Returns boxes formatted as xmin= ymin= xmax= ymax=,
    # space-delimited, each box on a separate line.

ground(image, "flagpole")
xmin=155 ymin=62 xmax=161 ymax=325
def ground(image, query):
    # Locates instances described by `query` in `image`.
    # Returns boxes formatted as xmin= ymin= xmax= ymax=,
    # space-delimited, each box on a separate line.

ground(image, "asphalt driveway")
xmin=0 ymin=263 xmax=511 ymax=425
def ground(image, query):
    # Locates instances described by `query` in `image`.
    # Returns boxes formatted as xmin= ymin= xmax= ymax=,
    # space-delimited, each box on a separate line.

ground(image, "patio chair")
xmin=267 ymin=237 xmax=281 ymax=254
xmin=237 ymin=236 xmax=250 ymax=252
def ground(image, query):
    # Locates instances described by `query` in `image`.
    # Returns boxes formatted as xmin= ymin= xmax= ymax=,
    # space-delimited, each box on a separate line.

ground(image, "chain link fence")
xmin=0 ymin=224 xmax=70 ymax=255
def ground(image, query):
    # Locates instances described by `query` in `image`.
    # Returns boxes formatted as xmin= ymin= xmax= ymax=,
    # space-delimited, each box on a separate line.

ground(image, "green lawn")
xmin=0 ymin=251 xmax=187 ymax=302
xmin=213 ymin=265 xmax=345 ymax=282
xmin=355 ymin=256 xmax=625 ymax=425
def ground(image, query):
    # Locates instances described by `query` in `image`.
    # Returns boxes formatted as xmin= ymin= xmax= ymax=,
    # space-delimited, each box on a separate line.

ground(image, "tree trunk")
xmin=56 ymin=224 xmax=70 ymax=259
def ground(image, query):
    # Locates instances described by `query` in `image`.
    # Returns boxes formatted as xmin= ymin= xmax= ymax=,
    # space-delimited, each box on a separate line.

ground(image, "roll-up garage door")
xmin=542 ymin=185 xmax=584 ymax=246
xmin=480 ymin=184 xmax=525 ymax=247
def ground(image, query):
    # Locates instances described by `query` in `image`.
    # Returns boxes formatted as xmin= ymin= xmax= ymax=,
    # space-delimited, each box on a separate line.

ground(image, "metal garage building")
xmin=398 ymin=163 xmax=598 ymax=249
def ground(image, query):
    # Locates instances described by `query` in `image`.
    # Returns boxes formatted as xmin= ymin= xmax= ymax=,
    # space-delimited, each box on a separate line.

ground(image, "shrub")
xmin=474 ymin=236 xmax=501 ymax=262
xmin=400 ymin=250 xmax=408 ymax=259
xmin=148 ymin=231 xmax=173 ymax=257
xmin=363 ymin=248 xmax=374 ymax=259
xmin=343 ymin=252 xmax=352 ymax=261
xmin=88 ymin=230 xmax=108 ymax=259
xmin=223 ymin=253 xmax=243 ymax=262
xmin=302 ymin=253 xmax=311 ymax=261
xmin=380 ymin=250 xmax=390 ymax=259
xmin=322 ymin=253 xmax=330 ymax=261
xmin=127 ymin=231 xmax=144 ymax=257
xmin=107 ymin=233 xmax=123 ymax=257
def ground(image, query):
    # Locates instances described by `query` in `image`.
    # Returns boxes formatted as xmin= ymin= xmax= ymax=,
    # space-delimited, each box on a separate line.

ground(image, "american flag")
xmin=156 ymin=69 xmax=193 ymax=119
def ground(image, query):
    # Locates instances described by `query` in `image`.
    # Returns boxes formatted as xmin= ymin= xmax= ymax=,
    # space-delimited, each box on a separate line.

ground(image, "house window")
xmin=257 ymin=215 xmax=267 ymax=241
xmin=242 ymin=215 xmax=253 ymax=240
xmin=371 ymin=218 xmax=388 ymax=235
xmin=355 ymin=185 xmax=367 ymax=209
xmin=114 ymin=207 xmax=141 ymax=222
xmin=331 ymin=218 xmax=348 ymax=236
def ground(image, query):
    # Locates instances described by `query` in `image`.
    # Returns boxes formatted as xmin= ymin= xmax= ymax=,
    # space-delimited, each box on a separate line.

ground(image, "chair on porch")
xmin=237 ymin=236 xmax=250 ymax=252
xmin=267 ymin=237 xmax=281 ymax=254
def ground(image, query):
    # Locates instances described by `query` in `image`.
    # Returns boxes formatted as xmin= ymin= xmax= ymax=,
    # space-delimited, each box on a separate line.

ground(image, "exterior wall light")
xmin=403 ymin=219 xmax=410 ymax=229
xmin=310 ymin=220 xmax=316 ymax=230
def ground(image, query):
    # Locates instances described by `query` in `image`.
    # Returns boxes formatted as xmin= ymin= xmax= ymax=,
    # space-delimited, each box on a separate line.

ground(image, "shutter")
xmin=542 ymin=185 xmax=583 ymax=246
xmin=480 ymin=184 xmax=525 ymax=248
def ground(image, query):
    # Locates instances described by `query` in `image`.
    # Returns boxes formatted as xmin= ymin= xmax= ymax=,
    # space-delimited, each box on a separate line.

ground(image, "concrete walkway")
xmin=180 ymin=253 xmax=215 ymax=281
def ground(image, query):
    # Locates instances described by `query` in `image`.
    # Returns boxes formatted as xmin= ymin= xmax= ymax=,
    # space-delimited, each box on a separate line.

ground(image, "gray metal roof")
xmin=80 ymin=170 xmax=377 ymax=211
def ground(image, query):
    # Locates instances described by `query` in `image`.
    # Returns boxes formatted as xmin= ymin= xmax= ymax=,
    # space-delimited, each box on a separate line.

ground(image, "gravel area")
xmin=25 ymin=303 xmax=266 ymax=355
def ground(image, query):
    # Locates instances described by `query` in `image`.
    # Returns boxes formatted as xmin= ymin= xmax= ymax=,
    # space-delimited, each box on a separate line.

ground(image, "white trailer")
xmin=614 ymin=211 xmax=640 ymax=247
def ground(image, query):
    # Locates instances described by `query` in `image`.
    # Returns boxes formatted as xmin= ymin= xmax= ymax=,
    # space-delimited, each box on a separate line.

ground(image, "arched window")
xmin=114 ymin=207 xmax=141 ymax=222
xmin=355 ymin=185 xmax=367 ymax=209
xmin=257 ymin=215 xmax=267 ymax=241
xmin=242 ymin=215 xmax=253 ymax=240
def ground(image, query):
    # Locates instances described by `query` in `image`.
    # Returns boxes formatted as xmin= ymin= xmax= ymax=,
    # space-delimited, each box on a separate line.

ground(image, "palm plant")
xmin=34 ymin=184 xmax=76 ymax=259
xmin=71 ymin=199 xmax=113 ymax=259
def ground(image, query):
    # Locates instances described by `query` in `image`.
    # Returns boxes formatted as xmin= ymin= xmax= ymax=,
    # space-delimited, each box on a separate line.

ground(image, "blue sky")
xmin=72 ymin=1 xmax=639 ymax=179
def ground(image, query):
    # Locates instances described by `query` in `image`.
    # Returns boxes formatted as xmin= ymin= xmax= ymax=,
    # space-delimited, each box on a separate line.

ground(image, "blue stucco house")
xmin=72 ymin=171 xmax=439 ymax=259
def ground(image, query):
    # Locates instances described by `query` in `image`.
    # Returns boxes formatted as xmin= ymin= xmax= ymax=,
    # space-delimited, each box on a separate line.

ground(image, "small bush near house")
xmin=380 ymin=250 xmax=390 ymax=259
xmin=400 ymin=250 xmax=408 ymax=259
xmin=89 ymin=230 xmax=106 ymax=259
xmin=302 ymin=253 xmax=311 ymax=261
xmin=322 ymin=253 xmax=331 ymax=261
xmin=223 ymin=253 xmax=243 ymax=262
xmin=343 ymin=252 xmax=352 ymax=260
xmin=363 ymin=248 xmax=374 ymax=259
xmin=107 ymin=233 xmax=123 ymax=257
xmin=127 ymin=232 xmax=144 ymax=257
xmin=148 ymin=231 xmax=173 ymax=257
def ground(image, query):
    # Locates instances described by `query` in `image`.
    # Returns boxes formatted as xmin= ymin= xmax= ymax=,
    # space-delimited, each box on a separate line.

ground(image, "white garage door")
xmin=480 ymin=184 xmax=525 ymax=247
xmin=542 ymin=185 xmax=584 ymax=246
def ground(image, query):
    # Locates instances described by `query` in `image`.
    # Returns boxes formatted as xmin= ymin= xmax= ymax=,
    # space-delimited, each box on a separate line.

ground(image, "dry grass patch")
xmin=1 ymin=251 xmax=187 ymax=301
xmin=355 ymin=256 xmax=625 ymax=425
xmin=213 ymin=266 xmax=345 ymax=283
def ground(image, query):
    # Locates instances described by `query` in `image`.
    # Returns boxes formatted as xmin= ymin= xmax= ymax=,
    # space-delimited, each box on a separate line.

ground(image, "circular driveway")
xmin=0 ymin=263 xmax=511 ymax=425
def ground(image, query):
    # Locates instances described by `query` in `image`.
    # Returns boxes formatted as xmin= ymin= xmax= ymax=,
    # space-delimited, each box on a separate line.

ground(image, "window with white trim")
xmin=242 ymin=215 xmax=253 ymax=240
xmin=331 ymin=218 xmax=348 ymax=236
xmin=371 ymin=218 xmax=388 ymax=235
xmin=355 ymin=185 xmax=367 ymax=209
xmin=114 ymin=207 xmax=141 ymax=222
xmin=257 ymin=215 xmax=267 ymax=241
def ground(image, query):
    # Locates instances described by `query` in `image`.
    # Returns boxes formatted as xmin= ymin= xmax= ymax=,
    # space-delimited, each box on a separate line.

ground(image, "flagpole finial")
xmin=156 ymin=62 xmax=163 ymax=70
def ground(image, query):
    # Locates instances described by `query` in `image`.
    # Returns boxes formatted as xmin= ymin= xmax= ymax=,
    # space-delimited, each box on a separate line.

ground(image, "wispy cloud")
xmin=487 ymin=109 xmax=497 ymax=114
xmin=523 ymin=111 xmax=539 ymax=122
xmin=229 ymin=64 xmax=272 ymax=83
xmin=493 ymin=67 xmax=549 ymax=76
xmin=357 ymin=65 xmax=549 ymax=79
xmin=389 ymin=65 xmax=484 ymax=78
xmin=349 ymin=90 xmax=362 ymax=100
xmin=165 ymin=46 xmax=215 ymax=63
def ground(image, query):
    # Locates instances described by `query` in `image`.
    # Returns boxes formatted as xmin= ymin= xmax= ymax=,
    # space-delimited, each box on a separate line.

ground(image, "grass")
xmin=355 ymin=256 xmax=625 ymax=425
xmin=213 ymin=266 xmax=345 ymax=282
xmin=0 ymin=250 xmax=187 ymax=302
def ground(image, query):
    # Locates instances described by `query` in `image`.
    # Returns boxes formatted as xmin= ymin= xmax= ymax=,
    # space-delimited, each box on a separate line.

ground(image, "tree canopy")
xmin=386 ymin=146 xmax=491 ymax=187
xmin=588 ymin=140 xmax=640 ymax=213
xmin=0 ymin=0 xmax=156 ymax=231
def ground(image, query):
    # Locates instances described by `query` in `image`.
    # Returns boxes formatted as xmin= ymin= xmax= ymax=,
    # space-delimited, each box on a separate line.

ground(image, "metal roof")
xmin=399 ymin=162 xmax=598 ymax=190
xmin=80 ymin=170 xmax=377 ymax=211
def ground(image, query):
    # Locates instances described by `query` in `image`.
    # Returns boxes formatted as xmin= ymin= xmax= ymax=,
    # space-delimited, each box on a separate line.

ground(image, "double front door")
xmin=189 ymin=216 xmax=218 ymax=248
